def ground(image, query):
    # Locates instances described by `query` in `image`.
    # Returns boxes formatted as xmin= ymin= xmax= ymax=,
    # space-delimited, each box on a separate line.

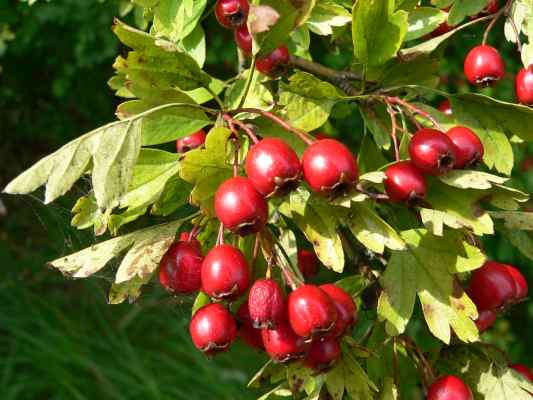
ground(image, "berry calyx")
xmin=409 ymin=128 xmax=457 ymax=175
xmin=176 ymin=130 xmax=207 ymax=153
xmin=510 ymin=364 xmax=533 ymax=382
xmin=302 ymin=139 xmax=359 ymax=198
xmin=214 ymin=176 xmax=268 ymax=236
xmin=248 ymin=278 xmax=286 ymax=329
xmin=189 ymin=303 xmax=237 ymax=355
xmin=475 ymin=309 xmax=497 ymax=333
xmin=446 ymin=126 xmax=484 ymax=169
xmin=234 ymin=25 xmax=252 ymax=56
xmin=384 ymin=161 xmax=427 ymax=204
xmin=319 ymin=284 xmax=357 ymax=338
xmin=288 ymin=284 xmax=337 ymax=340
xmin=503 ymin=264 xmax=528 ymax=300
xmin=468 ymin=261 xmax=517 ymax=311
xmin=297 ymin=249 xmax=319 ymax=278
xmin=438 ymin=99 xmax=453 ymax=115
xmin=515 ymin=66 xmax=533 ymax=105
xmin=215 ymin=0 xmax=249 ymax=29
xmin=159 ymin=241 xmax=203 ymax=294
xmin=245 ymin=138 xmax=301 ymax=197
xmin=261 ymin=322 xmax=308 ymax=363
xmin=464 ymin=45 xmax=505 ymax=86
xmin=427 ymin=375 xmax=473 ymax=400
xmin=201 ymin=244 xmax=250 ymax=300
xmin=236 ymin=303 xmax=264 ymax=350
xmin=304 ymin=337 xmax=341 ymax=372
xmin=256 ymin=46 xmax=290 ymax=78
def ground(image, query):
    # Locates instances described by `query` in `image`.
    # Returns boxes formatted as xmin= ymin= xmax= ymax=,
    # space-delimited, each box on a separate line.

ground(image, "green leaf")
xmin=325 ymin=362 xmax=345 ymax=400
xmin=306 ymin=0 xmax=351 ymax=36
xmin=152 ymin=175 xmax=193 ymax=216
xmin=192 ymin=291 xmax=210 ymax=315
xmin=152 ymin=0 xmax=207 ymax=42
xmin=439 ymin=170 xmax=509 ymax=190
xmin=108 ymin=275 xmax=150 ymax=304
xmin=293 ymin=0 xmax=316 ymax=27
xmin=360 ymin=103 xmax=392 ymax=150
xmin=405 ymin=7 xmax=447 ymax=41
xmin=478 ymin=365 xmax=533 ymax=399
xmin=180 ymin=24 xmax=206 ymax=68
xmin=225 ymin=68 xmax=274 ymax=110
xmin=505 ymin=229 xmax=533 ymax=261
xmin=380 ymin=377 xmax=399 ymax=400
xmin=380 ymin=54 xmax=441 ymax=88
xmin=491 ymin=211 xmax=533 ymax=230
xmin=343 ymin=350 xmax=378 ymax=399
xmin=250 ymin=117 xmax=308 ymax=156
xmin=71 ymin=195 xmax=108 ymax=236
xmin=447 ymin=0 xmax=491 ymax=26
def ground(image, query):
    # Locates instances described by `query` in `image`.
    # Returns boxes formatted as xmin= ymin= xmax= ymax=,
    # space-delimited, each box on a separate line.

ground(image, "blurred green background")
xmin=0 ymin=1 xmax=532 ymax=399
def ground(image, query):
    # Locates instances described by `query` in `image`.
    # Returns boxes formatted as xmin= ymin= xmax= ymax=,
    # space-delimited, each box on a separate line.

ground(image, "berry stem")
xmin=482 ymin=1 xmax=509 ymax=45
xmin=401 ymin=335 xmax=436 ymax=385
xmin=385 ymin=97 xmax=444 ymax=132
xmin=505 ymin=4 xmax=522 ymax=52
xmin=355 ymin=182 xmax=390 ymax=201
xmin=216 ymin=223 xmax=225 ymax=245
xmin=392 ymin=337 xmax=400 ymax=390
xmin=223 ymin=114 xmax=260 ymax=143
xmin=232 ymin=136 xmax=240 ymax=177
xmin=385 ymin=100 xmax=401 ymax=162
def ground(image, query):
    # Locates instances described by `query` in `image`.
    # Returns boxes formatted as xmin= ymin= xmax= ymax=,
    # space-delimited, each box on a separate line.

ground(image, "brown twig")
xmin=482 ymin=1 xmax=509 ymax=45
xmin=402 ymin=335 xmax=436 ymax=384
xmin=356 ymin=182 xmax=390 ymax=201
xmin=385 ymin=97 xmax=444 ymax=131
xmin=223 ymin=114 xmax=260 ymax=144
xmin=216 ymin=223 xmax=225 ymax=245
xmin=385 ymin=100 xmax=401 ymax=161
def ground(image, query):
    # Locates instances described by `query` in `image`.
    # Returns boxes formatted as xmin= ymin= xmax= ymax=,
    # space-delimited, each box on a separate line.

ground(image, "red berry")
xmin=189 ymin=303 xmax=237 ymax=355
xmin=256 ymin=46 xmax=290 ymax=77
xmin=482 ymin=0 xmax=499 ymax=14
xmin=176 ymin=130 xmax=206 ymax=153
xmin=320 ymin=284 xmax=357 ymax=337
xmin=201 ymin=244 xmax=250 ymax=300
xmin=438 ymin=99 xmax=453 ymax=115
xmin=302 ymin=139 xmax=359 ymax=198
xmin=214 ymin=177 xmax=268 ymax=236
xmin=261 ymin=322 xmax=308 ymax=363
xmin=288 ymin=284 xmax=337 ymax=340
xmin=179 ymin=231 xmax=202 ymax=253
xmin=236 ymin=303 xmax=264 ymax=350
xmin=234 ymin=25 xmax=252 ymax=56
xmin=409 ymin=128 xmax=457 ymax=175
xmin=159 ymin=241 xmax=203 ymax=294
xmin=384 ymin=161 xmax=427 ymax=204
xmin=427 ymin=376 xmax=473 ymax=400
xmin=245 ymin=138 xmax=301 ymax=197
xmin=503 ymin=264 xmax=529 ymax=300
xmin=297 ymin=249 xmax=319 ymax=278
xmin=304 ymin=337 xmax=341 ymax=372
xmin=468 ymin=261 xmax=517 ymax=311
xmin=475 ymin=309 xmax=497 ymax=333
xmin=510 ymin=364 xmax=533 ymax=382
xmin=515 ymin=66 xmax=533 ymax=105
xmin=446 ymin=126 xmax=484 ymax=169
xmin=215 ymin=0 xmax=249 ymax=29
xmin=464 ymin=45 xmax=505 ymax=86
xmin=248 ymin=278 xmax=286 ymax=329
xmin=314 ymin=132 xmax=330 ymax=140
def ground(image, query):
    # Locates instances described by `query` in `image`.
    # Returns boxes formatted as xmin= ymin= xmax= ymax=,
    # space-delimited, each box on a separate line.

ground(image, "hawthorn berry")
xmin=176 ymin=130 xmax=206 ymax=153
xmin=245 ymin=138 xmax=301 ymax=197
xmin=159 ymin=241 xmax=203 ymax=294
xmin=468 ymin=261 xmax=517 ymax=310
xmin=201 ymin=244 xmax=250 ymax=300
xmin=482 ymin=0 xmax=499 ymax=14
xmin=236 ymin=303 xmax=264 ymax=350
xmin=256 ymin=46 xmax=290 ymax=77
xmin=503 ymin=264 xmax=528 ymax=300
xmin=464 ymin=45 xmax=505 ymax=86
xmin=515 ymin=66 xmax=533 ymax=105
xmin=189 ymin=303 xmax=237 ymax=355
xmin=384 ymin=161 xmax=427 ymax=204
xmin=288 ymin=284 xmax=337 ymax=340
xmin=475 ymin=309 xmax=497 ymax=333
xmin=234 ymin=25 xmax=252 ymax=56
xmin=438 ymin=99 xmax=453 ymax=115
xmin=214 ymin=176 xmax=268 ymax=236
xmin=248 ymin=278 xmax=286 ymax=329
xmin=261 ymin=322 xmax=308 ymax=363
xmin=409 ymin=128 xmax=457 ymax=175
xmin=446 ymin=126 xmax=484 ymax=169
xmin=179 ymin=231 xmax=201 ymax=253
xmin=297 ymin=249 xmax=319 ymax=278
xmin=215 ymin=0 xmax=249 ymax=29
xmin=427 ymin=375 xmax=473 ymax=400
xmin=302 ymin=139 xmax=359 ymax=198
xmin=304 ymin=337 xmax=341 ymax=372
xmin=510 ymin=364 xmax=533 ymax=382
xmin=320 ymin=284 xmax=357 ymax=338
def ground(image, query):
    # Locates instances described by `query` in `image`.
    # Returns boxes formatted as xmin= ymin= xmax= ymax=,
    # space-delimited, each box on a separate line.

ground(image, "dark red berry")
xmin=409 ymin=128 xmax=457 ymax=175
xmin=515 ymin=66 xmax=533 ymax=105
xmin=468 ymin=261 xmax=517 ymax=311
xmin=297 ymin=249 xmax=319 ymax=278
xmin=314 ymin=132 xmax=330 ymax=140
xmin=475 ymin=309 xmax=497 ymax=333
xmin=189 ymin=303 xmax=237 ymax=355
xmin=201 ymin=244 xmax=250 ymax=300
xmin=481 ymin=0 xmax=499 ymax=14
xmin=302 ymin=139 xmax=359 ymax=198
xmin=446 ymin=126 xmax=484 ymax=169
xmin=248 ymin=278 xmax=286 ymax=329
xmin=234 ymin=25 xmax=252 ymax=56
xmin=304 ymin=337 xmax=341 ymax=372
xmin=503 ymin=264 xmax=528 ymax=300
xmin=431 ymin=20 xmax=454 ymax=37
xmin=438 ymin=99 xmax=453 ymax=115
xmin=427 ymin=376 xmax=473 ymax=400
xmin=256 ymin=46 xmax=290 ymax=77
xmin=510 ymin=364 xmax=533 ymax=382
xmin=215 ymin=0 xmax=249 ymax=29
xmin=236 ymin=303 xmax=264 ymax=350
xmin=464 ymin=45 xmax=505 ymax=86
xmin=245 ymin=138 xmax=301 ymax=197
xmin=261 ymin=322 xmax=308 ymax=363
xmin=320 ymin=284 xmax=357 ymax=338
xmin=288 ymin=284 xmax=337 ymax=340
xmin=179 ymin=231 xmax=201 ymax=253
xmin=176 ymin=130 xmax=206 ymax=153
xmin=159 ymin=241 xmax=203 ymax=294
xmin=214 ymin=177 xmax=268 ymax=236
xmin=384 ymin=161 xmax=427 ymax=204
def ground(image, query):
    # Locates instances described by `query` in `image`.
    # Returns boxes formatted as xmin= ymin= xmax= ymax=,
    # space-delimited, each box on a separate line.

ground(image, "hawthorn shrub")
xmin=5 ymin=0 xmax=533 ymax=398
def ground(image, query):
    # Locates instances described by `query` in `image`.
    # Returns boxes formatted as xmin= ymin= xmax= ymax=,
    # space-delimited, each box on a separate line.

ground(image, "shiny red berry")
xmin=446 ymin=126 xmax=484 ymax=169
xmin=468 ymin=261 xmax=517 ymax=311
xmin=515 ymin=66 xmax=533 ymax=105
xmin=248 ymin=278 xmax=286 ymax=329
xmin=176 ymin=130 xmax=206 ymax=153
xmin=409 ymin=128 xmax=457 ymax=175
xmin=256 ymin=46 xmax=290 ymax=77
xmin=234 ymin=25 xmax=252 ymax=56
xmin=215 ymin=0 xmax=249 ymax=29
xmin=214 ymin=176 xmax=268 ymax=236
xmin=464 ymin=45 xmax=505 ymax=86
xmin=288 ymin=284 xmax=337 ymax=340
xmin=245 ymin=138 xmax=301 ymax=197
xmin=179 ymin=231 xmax=201 ymax=253
xmin=304 ymin=337 xmax=341 ymax=372
xmin=236 ymin=302 xmax=264 ymax=350
xmin=159 ymin=241 xmax=203 ymax=294
xmin=427 ymin=376 xmax=473 ymax=400
xmin=483 ymin=0 xmax=499 ymax=14
xmin=384 ymin=161 xmax=427 ymax=204
xmin=261 ymin=322 xmax=308 ymax=363
xmin=201 ymin=244 xmax=250 ymax=300
xmin=503 ymin=264 xmax=528 ymax=300
xmin=510 ymin=364 xmax=533 ymax=382
xmin=438 ymin=99 xmax=453 ymax=115
xmin=302 ymin=139 xmax=359 ymax=198
xmin=320 ymin=284 xmax=357 ymax=338
xmin=297 ymin=249 xmax=319 ymax=278
xmin=189 ymin=303 xmax=237 ymax=355
xmin=475 ymin=309 xmax=497 ymax=333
